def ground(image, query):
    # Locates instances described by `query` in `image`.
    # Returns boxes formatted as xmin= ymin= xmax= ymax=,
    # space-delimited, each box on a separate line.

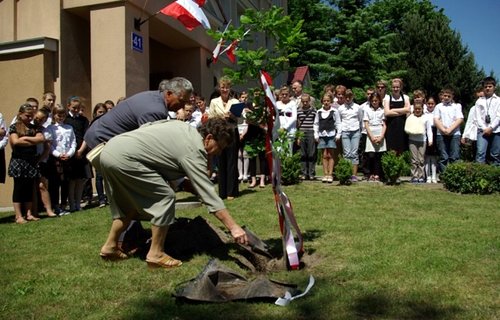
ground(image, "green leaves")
xmin=335 ymin=157 xmax=354 ymax=185
xmin=440 ymin=161 xmax=500 ymax=194
xmin=209 ymin=6 xmax=306 ymax=84
xmin=289 ymin=0 xmax=485 ymax=105
xmin=381 ymin=151 xmax=410 ymax=185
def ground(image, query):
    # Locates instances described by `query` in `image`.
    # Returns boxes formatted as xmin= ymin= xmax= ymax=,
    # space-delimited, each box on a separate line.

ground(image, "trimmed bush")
xmin=381 ymin=151 xmax=410 ymax=185
xmin=440 ymin=161 xmax=500 ymax=194
xmin=274 ymin=128 xmax=301 ymax=185
xmin=335 ymin=157 xmax=353 ymax=185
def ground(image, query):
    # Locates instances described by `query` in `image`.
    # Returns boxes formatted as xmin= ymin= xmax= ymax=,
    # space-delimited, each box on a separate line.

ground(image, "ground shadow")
xmin=0 ymin=214 xmax=15 ymax=224
xmin=352 ymin=290 xmax=463 ymax=319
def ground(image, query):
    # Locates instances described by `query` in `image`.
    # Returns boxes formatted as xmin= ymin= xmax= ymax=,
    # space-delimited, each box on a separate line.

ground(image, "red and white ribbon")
xmin=259 ymin=70 xmax=304 ymax=270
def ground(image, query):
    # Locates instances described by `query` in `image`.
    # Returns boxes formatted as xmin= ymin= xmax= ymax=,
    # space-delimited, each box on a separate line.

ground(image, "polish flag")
xmin=160 ymin=0 xmax=211 ymax=31
xmin=259 ymin=70 xmax=278 ymax=110
xmin=218 ymin=30 xmax=249 ymax=64
xmin=224 ymin=39 xmax=239 ymax=63
xmin=212 ymin=38 xmax=224 ymax=63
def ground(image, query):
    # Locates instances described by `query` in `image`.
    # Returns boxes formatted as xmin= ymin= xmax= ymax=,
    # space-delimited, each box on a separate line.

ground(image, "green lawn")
xmin=0 ymin=180 xmax=498 ymax=319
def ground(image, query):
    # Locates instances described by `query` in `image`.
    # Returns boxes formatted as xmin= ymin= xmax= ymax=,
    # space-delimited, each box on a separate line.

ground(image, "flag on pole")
xmin=212 ymin=38 xmax=224 ymax=63
xmin=260 ymin=70 xmax=277 ymax=110
xmin=160 ymin=0 xmax=211 ymax=31
xmin=218 ymin=29 xmax=250 ymax=64
xmin=211 ymin=21 xmax=231 ymax=64
xmin=224 ymin=39 xmax=239 ymax=63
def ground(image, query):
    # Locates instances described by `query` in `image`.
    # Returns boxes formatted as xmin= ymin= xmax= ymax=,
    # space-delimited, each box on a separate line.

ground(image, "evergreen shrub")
xmin=440 ymin=161 xmax=500 ymax=194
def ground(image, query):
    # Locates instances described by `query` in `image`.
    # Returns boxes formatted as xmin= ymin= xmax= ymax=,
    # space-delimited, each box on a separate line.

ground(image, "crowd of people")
xmin=1 ymin=76 xmax=499 ymax=224
xmin=1 ymin=74 xmax=498 ymax=268
xmin=272 ymin=76 xmax=499 ymax=184
xmin=0 ymin=77 xmax=249 ymax=269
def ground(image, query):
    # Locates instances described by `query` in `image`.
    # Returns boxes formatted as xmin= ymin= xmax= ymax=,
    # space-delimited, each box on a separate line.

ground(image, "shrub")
xmin=400 ymin=151 xmax=412 ymax=176
xmin=244 ymin=138 xmax=265 ymax=159
xmin=381 ymin=151 xmax=410 ymax=185
xmin=440 ymin=161 xmax=500 ymax=194
xmin=273 ymin=128 xmax=301 ymax=185
xmin=335 ymin=157 xmax=353 ymax=185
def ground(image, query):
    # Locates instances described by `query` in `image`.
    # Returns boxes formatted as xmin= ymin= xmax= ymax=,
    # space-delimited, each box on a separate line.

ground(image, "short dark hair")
xmin=26 ymin=97 xmax=39 ymax=104
xmin=482 ymin=76 xmax=497 ymax=87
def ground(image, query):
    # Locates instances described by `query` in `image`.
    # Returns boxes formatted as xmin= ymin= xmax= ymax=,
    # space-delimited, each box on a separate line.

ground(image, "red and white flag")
xmin=211 ymin=21 xmax=231 ymax=63
xmin=212 ymin=38 xmax=224 ymax=63
xmin=224 ymin=39 xmax=239 ymax=63
xmin=160 ymin=0 xmax=210 ymax=31
xmin=218 ymin=30 xmax=249 ymax=64
xmin=259 ymin=70 xmax=278 ymax=110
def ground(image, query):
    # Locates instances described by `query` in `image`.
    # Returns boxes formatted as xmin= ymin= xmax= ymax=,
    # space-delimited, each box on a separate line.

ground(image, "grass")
xmin=0 ymin=178 xmax=498 ymax=319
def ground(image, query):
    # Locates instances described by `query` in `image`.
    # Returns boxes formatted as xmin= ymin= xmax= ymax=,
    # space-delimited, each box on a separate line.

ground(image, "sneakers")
xmin=327 ymin=176 xmax=333 ymax=183
xmin=431 ymin=178 xmax=438 ymax=184
xmin=426 ymin=177 xmax=432 ymax=183
xmin=351 ymin=175 xmax=358 ymax=182
xmin=99 ymin=202 xmax=107 ymax=208
xmin=322 ymin=176 xmax=328 ymax=183
xmin=56 ymin=208 xmax=71 ymax=216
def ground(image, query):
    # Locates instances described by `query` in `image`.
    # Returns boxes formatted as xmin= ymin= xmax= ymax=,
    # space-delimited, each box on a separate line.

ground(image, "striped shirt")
xmin=297 ymin=107 xmax=317 ymax=132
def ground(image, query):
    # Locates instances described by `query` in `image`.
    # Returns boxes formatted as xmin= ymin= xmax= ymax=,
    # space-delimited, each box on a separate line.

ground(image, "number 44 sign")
xmin=132 ymin=32 xmax=143 ymax=53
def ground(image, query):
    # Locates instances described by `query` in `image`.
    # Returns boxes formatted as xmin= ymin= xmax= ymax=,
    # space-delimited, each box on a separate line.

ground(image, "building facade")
xmin=0 ymin=0 xmax=286 ymax=208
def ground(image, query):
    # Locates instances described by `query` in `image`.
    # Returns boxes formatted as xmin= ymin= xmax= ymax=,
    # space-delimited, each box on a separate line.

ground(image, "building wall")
xmin=0 ymin=51 xmax=46 ymax=208
xmin=60 ymin=10 xmax=91 ymax=108
xmin=90 ymin=5 xmax=128 ymax=104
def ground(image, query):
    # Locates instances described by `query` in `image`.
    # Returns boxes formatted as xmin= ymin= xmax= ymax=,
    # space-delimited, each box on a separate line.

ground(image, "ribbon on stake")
xmin=259 ymin=71 xmax=304 ymax=270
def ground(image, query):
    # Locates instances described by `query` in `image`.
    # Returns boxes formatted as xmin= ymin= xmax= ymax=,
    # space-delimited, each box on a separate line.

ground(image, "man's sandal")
xmin=146 ymin=255 xmax=182 ymax=269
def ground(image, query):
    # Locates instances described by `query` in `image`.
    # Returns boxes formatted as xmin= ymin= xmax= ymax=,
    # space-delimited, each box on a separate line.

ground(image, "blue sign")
xmin=131 ymin=32 xmax=143 ymax=53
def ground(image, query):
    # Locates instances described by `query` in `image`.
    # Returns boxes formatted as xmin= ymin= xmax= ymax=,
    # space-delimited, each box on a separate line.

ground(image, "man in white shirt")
xmin=474 ymin=77 xmax=500 ymax=165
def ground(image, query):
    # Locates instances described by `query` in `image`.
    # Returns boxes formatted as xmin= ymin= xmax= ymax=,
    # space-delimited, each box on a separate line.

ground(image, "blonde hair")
xmin=322 ymin=92 xmax=334 ymax=103
xmin=392 ymin=78 xmax=404 ymax=89
xmin=219 ymin=76 xmax=232 ymax=87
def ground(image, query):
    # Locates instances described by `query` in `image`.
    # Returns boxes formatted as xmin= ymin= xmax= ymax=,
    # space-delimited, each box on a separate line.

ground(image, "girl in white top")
xmin=424 ymin=97 xmax=439 ymax=183
xmin=45 ymin=104 xmax=76 ymax=215
xmin=363 ymin=92 xmax=386 ymax=181
xmin=314 ymin=93 xmax=341 ymax=183
xmin=405 ymin=101 xmax=433 ymax=183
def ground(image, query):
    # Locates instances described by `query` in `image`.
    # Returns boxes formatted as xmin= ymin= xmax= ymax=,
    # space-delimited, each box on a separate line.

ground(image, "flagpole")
xmin=207 ymin=20 xmax=232 ymax=66
xmin=134 ymin=10 xmax=160 ymax=31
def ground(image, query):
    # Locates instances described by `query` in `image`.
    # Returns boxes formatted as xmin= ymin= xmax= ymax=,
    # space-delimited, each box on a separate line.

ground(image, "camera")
xmin=485 ymin=114 xmax=491 ymax=124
